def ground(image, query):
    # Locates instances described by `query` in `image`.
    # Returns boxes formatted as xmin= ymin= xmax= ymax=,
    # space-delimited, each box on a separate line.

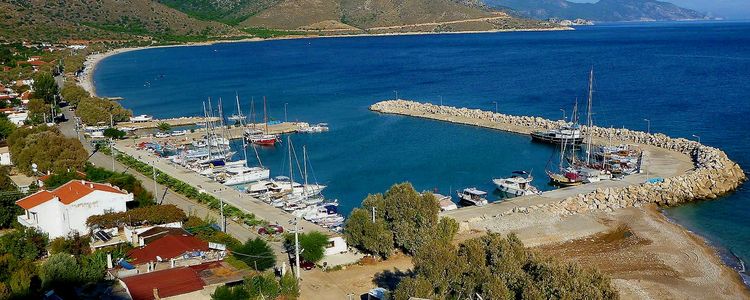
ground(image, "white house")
xmin=16 ymin=180 xmax=133 ymax=239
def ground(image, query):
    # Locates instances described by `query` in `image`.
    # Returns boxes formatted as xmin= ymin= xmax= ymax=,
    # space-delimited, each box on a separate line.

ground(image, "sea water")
xmin=94 ymin=21 xmax=750 ymax=274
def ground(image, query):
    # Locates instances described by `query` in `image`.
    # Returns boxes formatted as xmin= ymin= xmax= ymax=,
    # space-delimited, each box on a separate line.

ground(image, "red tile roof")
xmin=127 ymin=235 xmax=209 ymax=265
xmin=15 ymin=180 xmax=127 ymax=210
xmin=121 ymin=267 xmax=205 ymax=300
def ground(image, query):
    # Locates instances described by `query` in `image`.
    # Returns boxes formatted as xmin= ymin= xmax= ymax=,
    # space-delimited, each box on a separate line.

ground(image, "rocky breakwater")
xmin=370 ymin=100 xmax=747 ymax=215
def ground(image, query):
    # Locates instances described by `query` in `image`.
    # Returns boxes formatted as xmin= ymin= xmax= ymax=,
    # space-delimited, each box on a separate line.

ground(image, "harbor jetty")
xmin=116 ymin=116 xmax=219 ymax=130
xmin=144 ymin=121 xmax=306 ymax=145
xmin=370 ymin=100 xmax=746 ymax=229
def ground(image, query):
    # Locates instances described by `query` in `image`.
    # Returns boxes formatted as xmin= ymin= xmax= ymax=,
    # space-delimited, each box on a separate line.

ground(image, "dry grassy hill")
xmin=1 ymin=0 xmax=562 ymax=42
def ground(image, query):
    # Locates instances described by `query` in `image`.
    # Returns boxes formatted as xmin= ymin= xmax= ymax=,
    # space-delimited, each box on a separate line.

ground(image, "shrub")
xmin=284 ymin=231 xmax=328 ymax=263
xmin=233 ymin=238 xmax=276 ymax=271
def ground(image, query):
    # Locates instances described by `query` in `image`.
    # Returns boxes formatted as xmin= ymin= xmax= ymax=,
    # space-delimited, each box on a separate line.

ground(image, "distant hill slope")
xmin=484 ymin=0 xmax=708 ymax=22
xmin=0 ymin=0 xmax=564 ymax=42
xmin=1 ymin=0 xmax=239 ymax=41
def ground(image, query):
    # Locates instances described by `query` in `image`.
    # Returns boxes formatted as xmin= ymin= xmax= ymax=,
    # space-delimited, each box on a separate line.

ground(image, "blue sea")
xmin=94 ymin=21 xmax=750 ymax=275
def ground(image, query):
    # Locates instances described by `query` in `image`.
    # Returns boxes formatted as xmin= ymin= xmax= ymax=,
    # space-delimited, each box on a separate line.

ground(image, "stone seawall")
xmin=370 ymin=100 xmax=746 ymax=215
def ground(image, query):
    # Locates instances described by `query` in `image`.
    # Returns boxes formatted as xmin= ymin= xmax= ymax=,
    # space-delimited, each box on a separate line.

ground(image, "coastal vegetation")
xmin=393 ymin=233 xmax=619 ymax=300
xmin=76 ymin=97 xmax=132 ymax=125
xmin=44 ymin=164 xmax=155 ymax=207
xmin=343 ymin=183 xmax=458 ymax=258
xmin=8 ymin=125 xmax=88 ymax=176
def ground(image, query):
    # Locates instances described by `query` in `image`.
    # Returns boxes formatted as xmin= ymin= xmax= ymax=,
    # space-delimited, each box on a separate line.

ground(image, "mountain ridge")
xmin=484 ymin=0 xmax=709 ymax=22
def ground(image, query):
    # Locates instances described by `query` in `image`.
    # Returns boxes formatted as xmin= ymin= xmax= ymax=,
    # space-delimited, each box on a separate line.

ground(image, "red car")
xmin=257 ymin=224 xmax=284 ymax=235
xmin=300 ymin=260 xmax=315 ymax=270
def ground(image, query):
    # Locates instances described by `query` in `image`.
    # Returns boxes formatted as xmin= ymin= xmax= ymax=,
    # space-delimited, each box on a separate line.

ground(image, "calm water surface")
xmin=95 ymin=21 xmax=750 ymax=272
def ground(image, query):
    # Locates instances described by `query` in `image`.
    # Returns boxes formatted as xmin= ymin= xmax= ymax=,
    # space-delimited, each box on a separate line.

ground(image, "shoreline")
xmin=78 ymin=26 xmax=572 ymax=98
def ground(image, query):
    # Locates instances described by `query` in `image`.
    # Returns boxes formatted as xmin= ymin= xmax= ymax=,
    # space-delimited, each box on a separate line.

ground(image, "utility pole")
xmin=644 ymin=119 xmax=651 ymax=134
xmin=152 ymin=161 xmax=158 ymax=203
xmin=110 ymin=114 xmax=115 ymax=171
xmin=371 ymin=207 xmax=376 ymax=223
xmin=493 ymin=101 xmax=498 ymax=114
xmin=293 ymin=218 xmax=301 ymax=281
xmin=220 ymin=198 xmax=225 ymax=232
xmin=439 ymin=95 xmax=443 ymax=106
xmin=394 ymin=90 xmax=398 ymax=100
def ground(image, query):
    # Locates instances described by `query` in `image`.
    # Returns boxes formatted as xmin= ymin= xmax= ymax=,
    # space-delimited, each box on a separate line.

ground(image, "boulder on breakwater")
xmin=370 ymin=100 xmax=747 ymax=215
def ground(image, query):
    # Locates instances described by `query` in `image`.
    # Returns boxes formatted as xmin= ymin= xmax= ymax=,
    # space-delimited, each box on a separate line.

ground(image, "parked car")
xmin=300 ymin=260 xmax=315 ymax=271
xmin=257 ymin=224 xmax=284 ymax=235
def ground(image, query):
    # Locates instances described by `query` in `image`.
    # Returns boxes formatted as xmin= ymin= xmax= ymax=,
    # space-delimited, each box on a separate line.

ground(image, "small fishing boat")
xmin=248 ymin=134 xmax=279 ymax=146
xmin=433 ymin=193 xmax=457 ymax=211
xmin=456 ymin=188 xmax=489 ymax=207
xmin=298 ymin=123 xmax=330 ymax=133
xmin=546 ymin=168 xmax=584 ymax=187
xmin=493 ymin=171 xmax=540 ymax=197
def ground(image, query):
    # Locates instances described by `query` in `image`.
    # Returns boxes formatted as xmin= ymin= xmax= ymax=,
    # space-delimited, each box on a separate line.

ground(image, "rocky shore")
xmin=370 ymin=99 xmax=747 ymax=216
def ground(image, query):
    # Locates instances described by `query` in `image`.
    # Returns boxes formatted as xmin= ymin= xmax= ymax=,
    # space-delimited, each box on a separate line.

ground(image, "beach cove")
xmin=89 ymin=21 xmax=750 ymax=297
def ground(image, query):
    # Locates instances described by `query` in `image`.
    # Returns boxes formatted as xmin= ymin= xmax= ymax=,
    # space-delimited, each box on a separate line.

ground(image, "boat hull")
xmin=531 ymin=132 xmax=584 ymax=144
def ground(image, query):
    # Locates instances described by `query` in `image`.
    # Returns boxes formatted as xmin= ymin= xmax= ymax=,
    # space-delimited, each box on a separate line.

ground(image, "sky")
xmin=568 ymin=0 xmax=750 ymax=19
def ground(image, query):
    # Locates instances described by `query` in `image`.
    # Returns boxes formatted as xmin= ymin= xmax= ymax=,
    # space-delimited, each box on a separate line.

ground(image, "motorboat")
xmin=493 ymin=171 xmax=540 ymax=197
xmin=217 ymin=166 xmax=270 ymax=186
xmin=531 ymin=124 xmax=583 ymax=144
xmin=456 ymin=188 xmax=488 ymax=206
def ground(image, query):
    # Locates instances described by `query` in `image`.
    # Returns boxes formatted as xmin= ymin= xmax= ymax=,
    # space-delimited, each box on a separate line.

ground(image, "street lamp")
xmin=394 ymin=90 xmax=399 ymax=100
xmin=439 ymin=95 xmax=443 ymax=106
xmin=560 ymin=109 xmax=566 ymax=122
xmin=692 ymin=134 xmax=701 ymax=143
xmin=492 ymin=101 xmax=498 ymax=114
xmin=643 ymin=119 xmax=650 ymax=134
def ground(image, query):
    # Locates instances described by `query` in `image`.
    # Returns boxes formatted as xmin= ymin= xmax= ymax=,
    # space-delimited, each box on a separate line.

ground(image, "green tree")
xmin=76 ymin=97 xmax=132 ymax=125
xmin=392 ymin=233 xmax=619 ymax=300
xmin=343 ymin=183 xmax=452 ymax=257
xmin=233 ymin=238 xmax=276 ymax=271
xmin=157 ymin=122 xmax=172 ymax=132
xmin=284 ymin=231 xmax=328 ymax=263
xmin=60 ymin=84 xmax=89 ymax=105
xmin=278 ymin=271 xmax=299 ymax=299
xmin=8 ymin=128 xmax=87 ymax=175
xmin=26 ymin=98 xmax=48 ymax=124
xmin=103 ymin=128 xmax=126 ymax=139
xmin=0 ymin=117 xmax=16 ymax=141
xmin=40 ymin=253 xmax=79 ymax=289
xmin=33 ymin=73 xmax=58 ymax=104
xmin=0 ymin=228 xmax=49 ymax=261
xmin=343 ymin=207 xmax=394 ymax=258
xmin=245 ymin=272 xmax=280 ymax=300
xmin=78 ymin=252 xmax=107 ymax=283
xmin=211 ymin=285 xmax=250 ymax=300
xmin=48 ymin=233 xmax=91 ymax=256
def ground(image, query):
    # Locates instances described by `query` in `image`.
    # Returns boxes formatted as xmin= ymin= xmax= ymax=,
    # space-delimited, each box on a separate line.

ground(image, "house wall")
xmin=26 ymin=199 xmax=66 ymax=238
xmin=65 ymin=190 xmax=132 ymax=235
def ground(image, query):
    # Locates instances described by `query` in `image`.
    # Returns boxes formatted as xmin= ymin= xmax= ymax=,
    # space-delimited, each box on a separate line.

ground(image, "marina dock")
xmin=113 ymin=140 xmax=330 ymax=234
xmin=116 ymin=116 xmax=219 ymax=130
xmin=152 ymin=122 xmax=304 ymax=144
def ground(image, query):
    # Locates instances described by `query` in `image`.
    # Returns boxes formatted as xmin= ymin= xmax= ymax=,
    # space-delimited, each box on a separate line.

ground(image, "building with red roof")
xmin=16 ymin=180 xmax=133 ymax=238
xmin=120 ymin=266 xmax=205 ymax=300
xmin=127 ymin=234 xmax=209 ymax=266
xmin=119 ymin=261 xmax=246 ymax=300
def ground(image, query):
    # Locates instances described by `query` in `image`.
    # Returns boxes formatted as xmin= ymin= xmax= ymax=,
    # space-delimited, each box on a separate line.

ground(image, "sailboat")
xmin=246 ymin=96 xmax=279 ymax=146
xmin=217 ymin=94 xmax=271 ymax=186
xmin=546 ymin=96 xmax=584 ymax=187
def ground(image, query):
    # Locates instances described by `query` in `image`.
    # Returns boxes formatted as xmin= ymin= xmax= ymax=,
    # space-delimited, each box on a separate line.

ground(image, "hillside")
xmin=0 ymin=0 xmax=563 ymax=43
xmin=1 ymin=0 xmax=240 ymax=42
xmin=485 ymin=0 xmax=708 ymax=22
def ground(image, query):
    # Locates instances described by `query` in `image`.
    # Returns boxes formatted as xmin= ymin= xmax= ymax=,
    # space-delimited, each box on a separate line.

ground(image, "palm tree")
xmin=157 ymin=122 xmax=172 ymax=132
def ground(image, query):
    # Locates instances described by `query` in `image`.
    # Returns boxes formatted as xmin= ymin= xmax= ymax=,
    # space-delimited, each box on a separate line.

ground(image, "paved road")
xmin=58 ymin=109 xmax=288 ymax=257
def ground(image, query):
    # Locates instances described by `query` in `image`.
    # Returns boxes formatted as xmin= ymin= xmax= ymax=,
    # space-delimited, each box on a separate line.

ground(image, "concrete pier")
xmin=116 ymin=117 xmax=219 ymax=130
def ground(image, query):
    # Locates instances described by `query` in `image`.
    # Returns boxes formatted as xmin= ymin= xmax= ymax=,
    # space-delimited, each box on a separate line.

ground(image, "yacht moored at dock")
xmin=493 ymin=171 xmax=540 ymax=197
xmin=457 ymin=188 xmax=489 ymax=207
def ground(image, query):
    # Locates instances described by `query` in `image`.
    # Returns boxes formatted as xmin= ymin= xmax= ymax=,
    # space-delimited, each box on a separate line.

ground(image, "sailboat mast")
xmin=287 ymin=136 xmax=294 ymax=188
xmin=586 ymin=68 xmax=594 ymax=165
xmin=303 ymin=145 xmax=308 ymax=199
xmin=250 ymin=97 xmax=256 ymax=130
xmin=263 ymin=96 xmax=268 ymax=134
xmin=204 ymin=100 xmax=212 ymax=159
xmin=236 ymin=94 xmax=249 ymax=168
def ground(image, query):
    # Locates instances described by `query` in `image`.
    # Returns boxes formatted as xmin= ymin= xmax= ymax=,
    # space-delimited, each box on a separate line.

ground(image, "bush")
xmin=8 ymin=126 xmax=87 ymax=175
xmin=76 ymin=97 xmax=132 ymax=125
xmin=48 ymin=232 xmax=91 ymax=256
xmin=86 ymin=204 xmax=186 ymax=228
